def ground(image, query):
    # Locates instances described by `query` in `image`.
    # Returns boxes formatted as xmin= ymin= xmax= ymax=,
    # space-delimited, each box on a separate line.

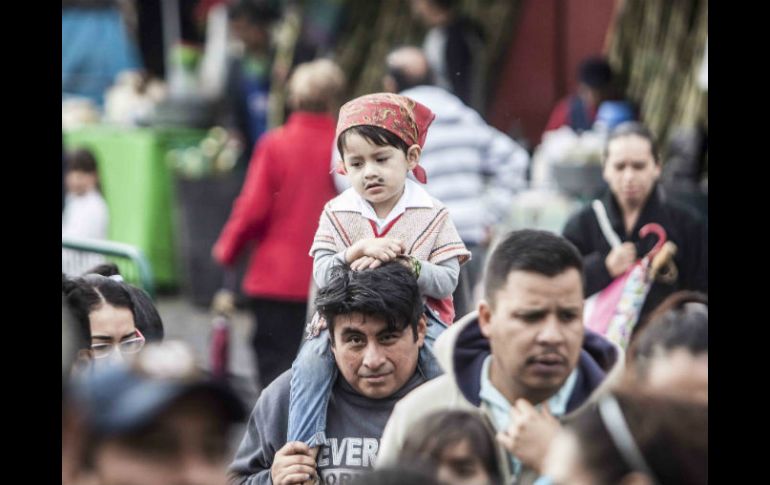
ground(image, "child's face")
xmin=66 ymin=170 xmax=97 ymax=196
xmin=435 ymin=438 xmax=493 ymax=485
xmin=342 ymin=132 xmax=418 ymax=217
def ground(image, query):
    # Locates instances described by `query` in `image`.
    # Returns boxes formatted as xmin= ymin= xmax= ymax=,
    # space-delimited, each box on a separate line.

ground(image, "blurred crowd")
xmin=63 ymin=1 xmax=708 ymax=484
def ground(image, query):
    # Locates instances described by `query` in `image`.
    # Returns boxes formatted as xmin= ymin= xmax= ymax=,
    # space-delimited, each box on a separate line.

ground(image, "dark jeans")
xmin=249 ymin=298 xmax=307 ymax=389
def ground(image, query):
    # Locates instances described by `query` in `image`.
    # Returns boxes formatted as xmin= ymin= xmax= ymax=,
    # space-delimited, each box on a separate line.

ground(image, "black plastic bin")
xmin=174 ymin=172 xmax=247 ymax=307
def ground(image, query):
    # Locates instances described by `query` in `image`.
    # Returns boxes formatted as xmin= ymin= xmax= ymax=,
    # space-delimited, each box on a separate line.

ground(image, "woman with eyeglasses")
xmin=62 ymin=264 xmax=164 ymax=367
xmin=539 ymin=390 xmax=707 ymax=485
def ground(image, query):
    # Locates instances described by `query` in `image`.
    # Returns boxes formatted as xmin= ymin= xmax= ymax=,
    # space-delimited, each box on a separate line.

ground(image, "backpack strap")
xmin=592 ymin=199 xmax=622 ymax=249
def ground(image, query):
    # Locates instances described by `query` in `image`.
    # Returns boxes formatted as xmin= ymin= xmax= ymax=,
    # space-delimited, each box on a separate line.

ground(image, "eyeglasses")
xmin=91 ymin=329 xmax=146 ymax=359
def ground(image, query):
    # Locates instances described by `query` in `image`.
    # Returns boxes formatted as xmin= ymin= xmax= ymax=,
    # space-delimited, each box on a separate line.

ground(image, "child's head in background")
xmin=66 ymin=148 xmax=100 ymax=196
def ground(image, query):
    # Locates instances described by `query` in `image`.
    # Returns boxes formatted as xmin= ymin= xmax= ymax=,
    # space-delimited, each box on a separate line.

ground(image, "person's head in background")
xmin=602 ymin=121 xmax=662 ymax=214
xmin=71 ymin=342 xmax=245 ymax=485
xmin=63 ymin=263 xmax=164 ymax=369
xmin=228 ymin=0 xmax=280 ymax=54
xmin=65 ymin=148 xmax=100 ymax=197
xmin=382 ymin=46 xmax=434 ymax=94
xmin=410 ymin=0 xmax=457 ymax=28
xmin=576 ymin=56 xmax=613 ymax=109
xmin=624 ymin=291 xmax=708 ymax=404
xmin=398 ymin=410 xmax=501 ymax=485
xmin=286 ymin=58 xmax=346 ymax=115
xmin=543 ymin=390 xmax=707 ymax=485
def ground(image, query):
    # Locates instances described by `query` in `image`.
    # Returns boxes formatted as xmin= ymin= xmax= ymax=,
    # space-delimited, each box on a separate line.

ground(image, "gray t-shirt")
xmin=229 ymin=369 xmax=427 ymax=485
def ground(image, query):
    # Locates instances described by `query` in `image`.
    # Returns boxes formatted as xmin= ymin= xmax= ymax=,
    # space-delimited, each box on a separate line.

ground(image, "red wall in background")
xmin=487 ymin=0 xmax=617 ymax=148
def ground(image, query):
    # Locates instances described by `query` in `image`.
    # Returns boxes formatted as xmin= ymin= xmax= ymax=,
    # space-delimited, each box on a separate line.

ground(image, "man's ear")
xmin=416 ymin=314 xmax=427 ymax=347
xmin=406 ymin=145 xmax=421 ymax=170
xmin=477 ymin=300 xmax=493 ymax=339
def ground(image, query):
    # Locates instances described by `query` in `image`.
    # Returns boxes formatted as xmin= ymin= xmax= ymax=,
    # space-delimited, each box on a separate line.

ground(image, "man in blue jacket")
xmin=378 ymin=229 xmax=623 ymax=484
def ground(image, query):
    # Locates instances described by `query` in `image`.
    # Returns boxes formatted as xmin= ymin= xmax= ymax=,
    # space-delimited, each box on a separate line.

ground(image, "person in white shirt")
xmin=62 ymin=148 xmax=109 ymax=275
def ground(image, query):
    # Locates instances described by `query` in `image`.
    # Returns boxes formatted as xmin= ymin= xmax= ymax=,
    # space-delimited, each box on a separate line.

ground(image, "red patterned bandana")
xmin=335 ymin=93 xmax=435 ymax=183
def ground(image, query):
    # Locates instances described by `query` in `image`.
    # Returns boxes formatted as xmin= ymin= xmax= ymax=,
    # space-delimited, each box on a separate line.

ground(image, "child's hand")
xmin=350 ymin=256 xmax=382 ymax=271
xmin=346 ymin=238 xmax=405 ymax=264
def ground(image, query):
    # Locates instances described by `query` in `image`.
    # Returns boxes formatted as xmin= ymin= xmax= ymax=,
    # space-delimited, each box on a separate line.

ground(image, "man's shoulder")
xmin=392 ymin=373 xmax=470 ymax=419
xmin=253 ymin=370 xmax=292 ymax=414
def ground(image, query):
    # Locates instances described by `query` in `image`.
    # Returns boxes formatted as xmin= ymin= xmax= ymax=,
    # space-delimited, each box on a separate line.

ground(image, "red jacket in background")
xmin=214 ymin=112 xmax=338 ymax=301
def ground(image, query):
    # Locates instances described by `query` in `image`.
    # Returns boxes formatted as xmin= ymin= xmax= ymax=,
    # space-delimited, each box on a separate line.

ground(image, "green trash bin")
xmin=64 ymin=125 xmax=206 ymax=290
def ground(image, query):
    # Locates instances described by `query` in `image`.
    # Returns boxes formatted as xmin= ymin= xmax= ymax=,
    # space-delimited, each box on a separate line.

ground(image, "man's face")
xmin=603 ymin=134 xmax=661 ymax=211
xmin=91 ymin=396 xmax=231 ymax=485
xmin=478 ymin=269 xmax=585 ymax=402
xmin=330 ymin=312 xmax=426 ymax=399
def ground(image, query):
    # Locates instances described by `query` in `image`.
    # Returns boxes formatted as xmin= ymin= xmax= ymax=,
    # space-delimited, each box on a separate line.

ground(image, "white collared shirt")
xmin=333 ymin=178 xmax=434 ymax=230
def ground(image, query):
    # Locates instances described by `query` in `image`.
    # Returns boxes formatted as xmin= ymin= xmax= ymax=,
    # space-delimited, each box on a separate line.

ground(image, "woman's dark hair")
xmin=398 ymin=410 xmax=501 ymax=484
xmin=603 ymin=121 xmax=660 ymax=164
xmin=62 ymin=266 xmax=164 ymax=345
xmin=315 ymin=262 xmax=422 ymax=343
xmin=337 ymin=125 xmax=410 ymax=160
xmin=564 ymin=390 xmax=708 ymax=485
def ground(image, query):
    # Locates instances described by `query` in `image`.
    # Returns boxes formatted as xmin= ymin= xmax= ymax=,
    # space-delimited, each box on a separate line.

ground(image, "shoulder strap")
xmin=592 ymin=199 xmax=622 ymax=248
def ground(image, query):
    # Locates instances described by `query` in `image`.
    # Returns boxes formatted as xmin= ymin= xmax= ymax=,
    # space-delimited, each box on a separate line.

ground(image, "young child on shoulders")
xmin=288 ymin=92 xmax=471 ymax=454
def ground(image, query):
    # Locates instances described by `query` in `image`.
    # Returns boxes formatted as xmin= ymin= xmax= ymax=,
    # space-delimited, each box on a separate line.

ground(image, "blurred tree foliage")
xmin=331 ymin=0 xmax=522 ymax=102
xmin=605 ymin=0 xmax=707 ymax=161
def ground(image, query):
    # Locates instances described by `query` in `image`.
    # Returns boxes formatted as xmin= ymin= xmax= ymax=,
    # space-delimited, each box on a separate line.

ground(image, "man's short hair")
xmin=483 ymin=230 xmax=584 ymax=307
xmin=316 ymin=262 xmax=423 ymax=343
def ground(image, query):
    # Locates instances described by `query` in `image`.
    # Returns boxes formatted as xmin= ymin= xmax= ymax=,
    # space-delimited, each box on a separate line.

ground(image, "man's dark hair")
xmin=484 ymin=230 xmax=583 ymax=307
xmin=386 ymin=48 xmax=435 ymax=92
xmin=628 ymin=291 xmax=707 ymax=376
xmin=66 ymin=148 xmax=98 ymax=173
xmin=604 ymin=121 xmax=660 ymax=164
xmin=578 ymin=56 xmax=612 ymax=89
xmin=387 ymin=64 xmax=435 ymax=92
xmin=228 ymin=0 xmax=280 ymax=25
xmin=315 ymin=263 xmax=423 ymax=343
xmin=337 ymin=125 xmax=410 ymax=160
